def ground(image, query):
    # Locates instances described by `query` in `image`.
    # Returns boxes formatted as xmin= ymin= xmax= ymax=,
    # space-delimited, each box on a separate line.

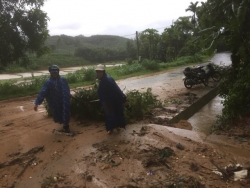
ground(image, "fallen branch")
xmin=17 ymin=157 xmax=36 ymax=178
xmin=210 ymin=159 xmax=233 ymax=179
xmin=0 ymin=146 xmax=44 ymax=169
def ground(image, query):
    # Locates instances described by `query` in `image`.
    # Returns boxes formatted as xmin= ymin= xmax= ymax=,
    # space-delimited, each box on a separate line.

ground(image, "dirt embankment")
xmin=0 ymin=72 xmax=250 ymax=188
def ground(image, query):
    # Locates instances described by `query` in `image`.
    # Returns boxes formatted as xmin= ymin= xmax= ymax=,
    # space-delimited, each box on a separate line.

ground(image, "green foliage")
xmin=139 ymin=29 xmax=160 ymax=60
xmin=70 ymin=84 xmax=103 ymax=120
xmin=125 ymin=88 xmax=162 ymax=122
xmin=82 ymin=67 xmax=96 ymax=81
xmin=126 ymin=40 xmax=137 ymax=60
xmin=160 ymin=17 xmax=194 ymax=62
xmin=114 ymin=63 xmax=143 ymax=75
xmin=45 ymin=34 xmax=129 ymax=49
xmin=74 ymin=46 xmax=127 ymax=62
xmin=125 ymin=58 xmax=133 ymax=65
xmin=65 ymin=72 xmax=81 ymax=84
xmin=28 ymin=54 xmax=87 ymax=70
xmin=111 ymin=59 xmax=162 ymax=76
xmin=185 ymin=1 xmax=199 ymax=28
xmin=62 ymin=68 xmax=96 ymax=84
xmin=46 ymin=85 xmax=161 ymax=123
xmin=160 ymin=54 xmax=206 ymax=69
xmin=197 ymin=0 xmax=250 ymax=127
xmin=0 ymin=75 xmax=48 ymax=100
xmin=0 ymin=0 xmax=49 ymax=68
xmin=141 ymin=59 xmax=160 ymax=70
xmin=43 ymin=35 xmax=131 ymax=66
xmin=178 ymin=38 xmax=202 ymax=56
xmin=215 ymin=65 xmax=250 ymax=128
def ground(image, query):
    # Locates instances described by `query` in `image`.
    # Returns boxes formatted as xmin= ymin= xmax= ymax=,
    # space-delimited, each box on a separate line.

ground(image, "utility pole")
xmin=136 ymin=31 xmax=140 ymax=62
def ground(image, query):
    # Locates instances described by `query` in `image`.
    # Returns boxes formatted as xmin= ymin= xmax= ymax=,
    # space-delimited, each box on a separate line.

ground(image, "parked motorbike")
xmin=183 ymin=66 xmax=208 ymax=89
xmin=183 ymin=63 xmax=221 ymax=89
xmin=204 ymin=63 xmax=222 ymax=82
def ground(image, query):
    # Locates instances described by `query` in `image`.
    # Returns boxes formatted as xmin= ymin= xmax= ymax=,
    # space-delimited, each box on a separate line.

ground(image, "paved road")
xmin=117 ymin=52 xmax=231 ymax=95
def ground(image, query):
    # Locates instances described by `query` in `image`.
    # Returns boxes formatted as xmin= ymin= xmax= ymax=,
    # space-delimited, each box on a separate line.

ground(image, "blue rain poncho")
xmin=34 ymin=76 xmax=71 ymax=126
xmin=97 ymin=73 xmax=126 ymax=131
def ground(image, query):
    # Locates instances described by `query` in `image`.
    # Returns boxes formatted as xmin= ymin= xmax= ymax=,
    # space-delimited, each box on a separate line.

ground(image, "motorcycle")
xmin=183 ymin=63 xmax=221 ymax=89
xmin=204 ymin=63 xmax=222 ymax=82
xmin=183 ymin=66 xmax=208 ymax=89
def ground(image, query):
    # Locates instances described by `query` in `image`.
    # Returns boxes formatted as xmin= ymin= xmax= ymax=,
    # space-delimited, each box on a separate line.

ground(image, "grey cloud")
xmin=99 ymin=20 xmax=173 ymax=38
xmin=51 ymin=23 xmax=82 ymax=30
xmin=100 ymin=25 xmax=137 ymax=38
xmin=143 ymin=20 xmax=173 ymax=33
xmin=48 ymin=20 xmax=174 ymax=37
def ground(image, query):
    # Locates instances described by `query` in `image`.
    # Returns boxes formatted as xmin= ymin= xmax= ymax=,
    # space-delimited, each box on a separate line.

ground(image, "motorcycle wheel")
xmin=203 ymin=78 xmax=208 ymax=86
xmin=211 ymin=71 xmax=221 ymax=82
xmin=184 ymin=78 xmax=193 ymax=89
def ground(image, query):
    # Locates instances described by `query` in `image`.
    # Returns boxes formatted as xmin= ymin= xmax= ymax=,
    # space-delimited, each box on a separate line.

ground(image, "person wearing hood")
xmin=34 ymin=65 xmax=71 ymax=133
xmin=95 ymin=64 xmax=126 ymax=134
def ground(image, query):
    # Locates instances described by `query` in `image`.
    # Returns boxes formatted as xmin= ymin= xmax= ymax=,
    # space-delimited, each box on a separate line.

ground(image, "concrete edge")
xmin=169 ymin=85 xmax=220 ymax=124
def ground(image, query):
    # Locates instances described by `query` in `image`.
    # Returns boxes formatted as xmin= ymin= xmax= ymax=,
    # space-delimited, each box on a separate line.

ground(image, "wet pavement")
xmin=188 ymin=52 xmax=231 ymax=135
xmin=188 ymin=95 xmax=224 ymax=134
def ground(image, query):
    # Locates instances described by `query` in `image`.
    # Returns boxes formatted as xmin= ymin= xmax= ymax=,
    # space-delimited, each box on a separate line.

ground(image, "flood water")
xmin=188 ymin=96 xmax=224 ymax=134
xmin=187 ymin=52 xmax=231 ymax=135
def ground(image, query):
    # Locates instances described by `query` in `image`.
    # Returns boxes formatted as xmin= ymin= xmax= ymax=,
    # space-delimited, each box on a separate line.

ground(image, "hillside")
xmin=45 ymin=34 xmax=132 ymax=54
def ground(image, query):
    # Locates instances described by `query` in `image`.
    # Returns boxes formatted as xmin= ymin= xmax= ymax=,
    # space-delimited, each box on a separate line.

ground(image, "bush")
xmin=0 ymin=75 xmax=48 ymax=100
xmin=44 ymin=85 xmax=162 ymax=123
xmin=70 ymin=84 xmax=103 ymax=120
xmin=141 ymin=59 xmax=160 ymax=70
xmin=114 ymin=63 xmax=143 ymax=75
xmin=210 ymin=64 xmax=250 ymax=131
xmin=82 ymin=67 xmax=96 ymax=81
xmin=125 ymin=88 xmax=162 ymax=122
xmin=65 ymin=72 xmax=80 ymax=83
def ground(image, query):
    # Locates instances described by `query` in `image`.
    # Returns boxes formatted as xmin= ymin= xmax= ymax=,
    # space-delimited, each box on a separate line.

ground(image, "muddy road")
xmin=1 ymin=52 xmax=250 ymax=188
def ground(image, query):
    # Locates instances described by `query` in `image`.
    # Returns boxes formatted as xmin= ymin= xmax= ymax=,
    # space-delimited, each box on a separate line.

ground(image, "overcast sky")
xmin=42 ymin=0 xmax=206 ymax=38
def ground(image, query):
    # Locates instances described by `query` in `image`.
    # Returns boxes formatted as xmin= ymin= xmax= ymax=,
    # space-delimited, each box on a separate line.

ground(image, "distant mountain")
xmin=45 ymin=34 xmax=132 ymax=54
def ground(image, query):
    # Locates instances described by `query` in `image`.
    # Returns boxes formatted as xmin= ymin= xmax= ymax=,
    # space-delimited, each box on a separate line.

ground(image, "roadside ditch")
xmin=150 ymin=83 xmax=220 ymax=132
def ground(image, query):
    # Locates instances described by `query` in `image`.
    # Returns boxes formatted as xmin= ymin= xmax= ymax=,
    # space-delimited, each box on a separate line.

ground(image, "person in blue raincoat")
xmin=95 ymin=64 xmax=127 ymax=135
xmin=34 ymin=65 xmax=71 ymax=133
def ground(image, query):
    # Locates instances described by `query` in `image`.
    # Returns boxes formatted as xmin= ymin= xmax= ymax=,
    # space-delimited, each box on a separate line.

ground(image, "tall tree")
xmin=185 ymin=1 xmax=199 ymax=28
xmin=0 ymin=0 xmax=49 ymax=68
xmin=139 ymin=29 xmax=160 ymax=60
xmin=160 ymin=17 xmax=195 ymax=61
xmin=126 ymin=39 xmax=137 ymax=60
xmin=198 ymin=0 xmax=250 ymax=123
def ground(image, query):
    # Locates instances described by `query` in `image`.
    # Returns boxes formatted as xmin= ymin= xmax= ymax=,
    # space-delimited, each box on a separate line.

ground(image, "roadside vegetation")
xmin=1 ymin=53 xmax=211 ymax=123
xmin=0 ymin=53 xmax=208 ymax=101
xmin=67 ymin=85 xmax=162 ymax=123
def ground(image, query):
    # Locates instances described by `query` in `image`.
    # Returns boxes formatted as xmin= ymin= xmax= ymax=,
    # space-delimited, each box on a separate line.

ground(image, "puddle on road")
xmin=118 ymin=72 xmax=183 ymax=93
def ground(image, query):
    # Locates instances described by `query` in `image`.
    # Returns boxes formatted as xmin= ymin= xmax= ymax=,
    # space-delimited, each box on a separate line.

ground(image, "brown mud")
xmin=0 ymin=72 xmax=249 ymax=188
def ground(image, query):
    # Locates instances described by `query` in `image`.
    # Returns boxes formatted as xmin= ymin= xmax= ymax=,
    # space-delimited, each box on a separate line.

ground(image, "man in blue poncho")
xmin=34 ymin=65 xmax=71 ymax=133
xmin=95 ymin=64 xmax=127 ymax=135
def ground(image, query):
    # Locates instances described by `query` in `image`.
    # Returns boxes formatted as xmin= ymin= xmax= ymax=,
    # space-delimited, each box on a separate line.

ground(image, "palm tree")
xmin=185 ymin=1 xmax=199 ymax=28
